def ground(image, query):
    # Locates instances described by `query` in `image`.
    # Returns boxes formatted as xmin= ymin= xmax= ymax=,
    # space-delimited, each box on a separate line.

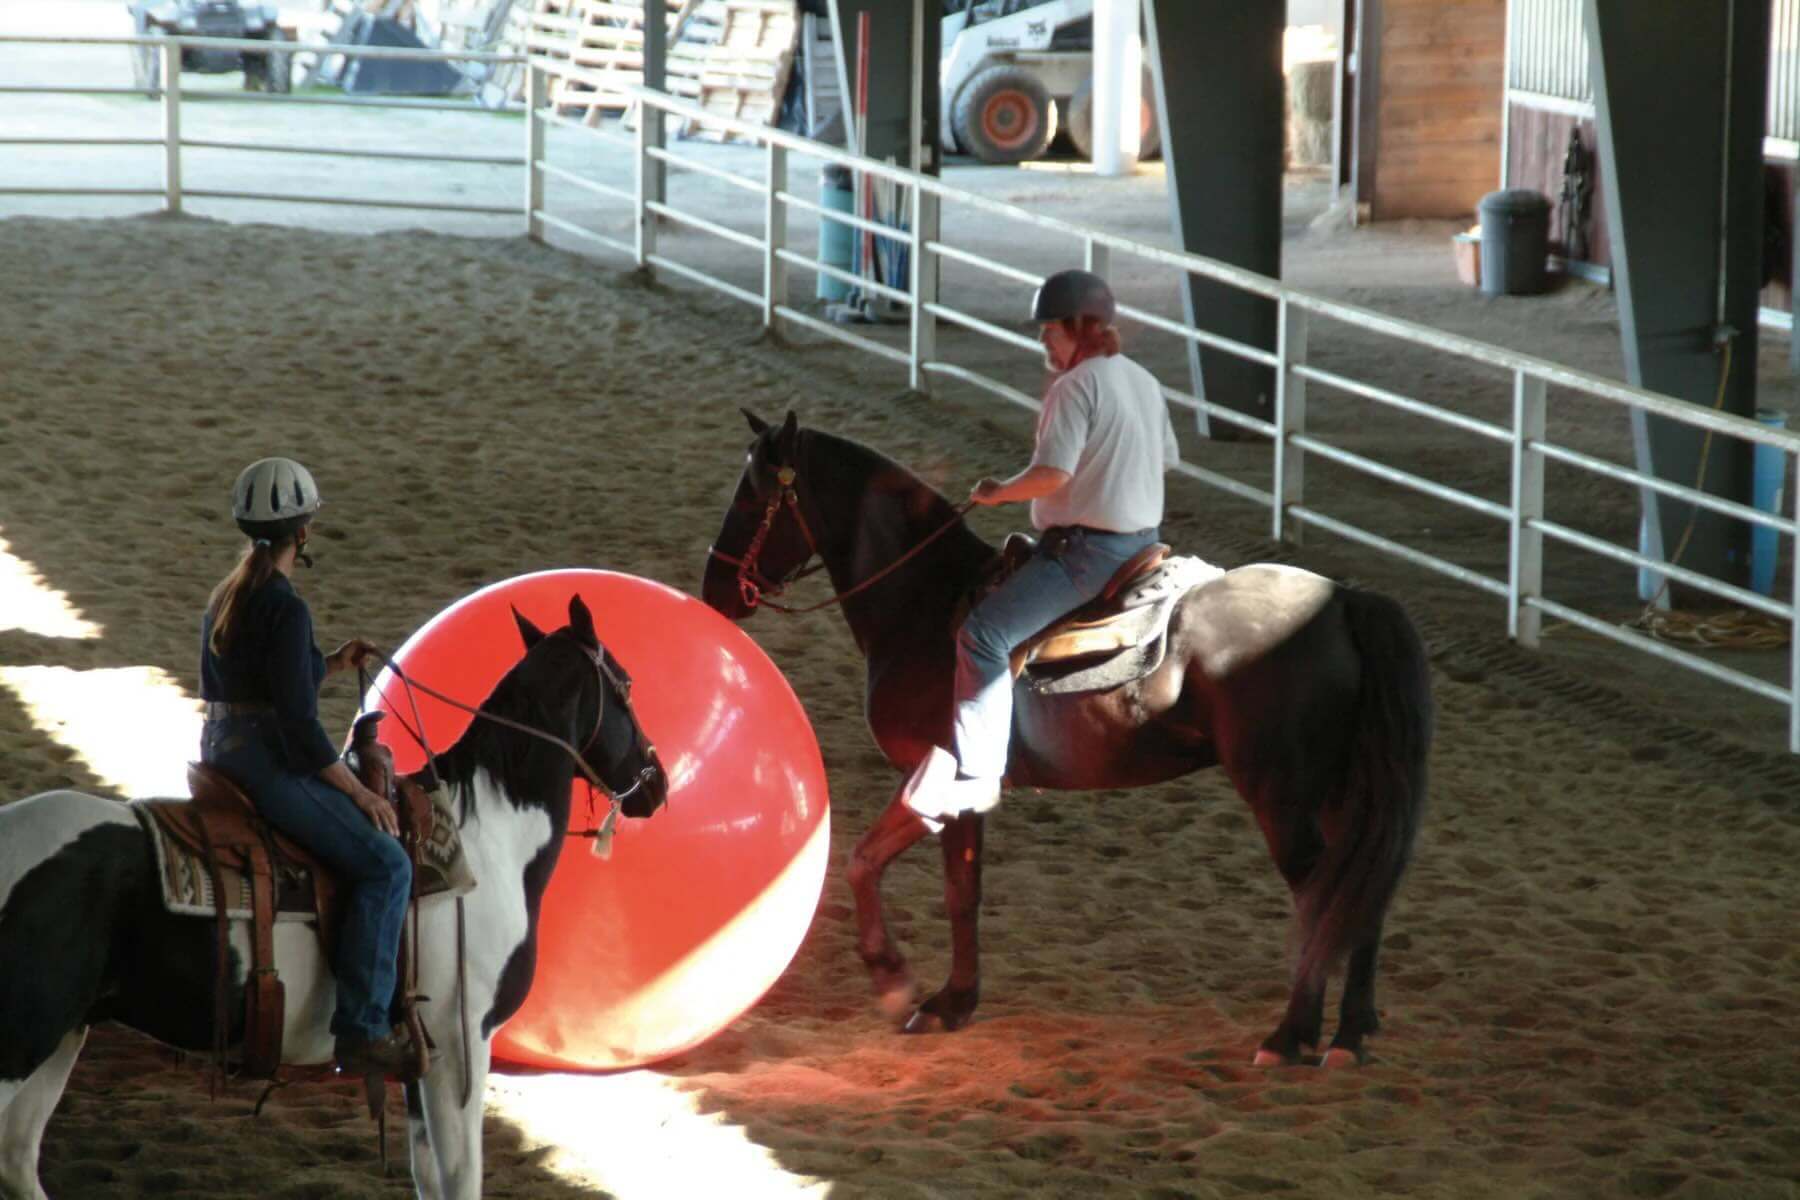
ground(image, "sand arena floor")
xmin=1 ymin=214 xmax=1799 ymax=1199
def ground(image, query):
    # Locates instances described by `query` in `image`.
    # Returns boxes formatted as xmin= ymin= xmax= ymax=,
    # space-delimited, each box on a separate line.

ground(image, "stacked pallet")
xmin=405 ymin=0 xmax=800 ymax=130
xmin=522 ymin=0 xmax=661 ymax=123
xmin=664 ymin=0 xmax=800 ymax=141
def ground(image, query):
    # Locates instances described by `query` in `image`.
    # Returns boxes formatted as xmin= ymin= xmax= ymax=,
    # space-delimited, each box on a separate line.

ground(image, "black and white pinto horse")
xmin=0 ymin=595 xmax=667 ymax=1200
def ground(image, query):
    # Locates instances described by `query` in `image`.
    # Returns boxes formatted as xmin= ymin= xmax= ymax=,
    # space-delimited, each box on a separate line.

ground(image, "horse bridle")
xmin=707 ymin=466 xmax=830 ymax=613
xmin=366 ymin=638 xmax=657 ymax=829
xmin=708 ymin=463 xmax=974 ymax=615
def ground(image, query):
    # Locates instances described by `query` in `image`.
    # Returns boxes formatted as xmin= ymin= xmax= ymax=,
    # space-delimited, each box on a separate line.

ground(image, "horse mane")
xmin=429 ymin=633 xmax=588 ymax=824
xmin=800 ymin=428 xmax=998 ymax=577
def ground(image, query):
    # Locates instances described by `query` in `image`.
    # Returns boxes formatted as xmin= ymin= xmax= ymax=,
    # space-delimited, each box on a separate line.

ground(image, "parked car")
xmin=128 ymin=0 xmax=292 ymax=94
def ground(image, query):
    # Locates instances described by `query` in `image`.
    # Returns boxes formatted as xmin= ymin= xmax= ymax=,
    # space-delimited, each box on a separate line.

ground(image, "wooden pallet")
xmin=525 ymin=0 xmax=643 ymax=123
xmin=665 ymin=0 xmax=798 ymax=141
xmin=490 ymin=0 xmax=797 ymax=132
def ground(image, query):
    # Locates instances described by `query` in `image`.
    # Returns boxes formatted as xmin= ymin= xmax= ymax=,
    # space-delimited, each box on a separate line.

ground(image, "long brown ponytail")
xmin=207 ymin=539 xmax=283 ymax=656
xmin=1062 ymin=315 xmax=1123 ymax=367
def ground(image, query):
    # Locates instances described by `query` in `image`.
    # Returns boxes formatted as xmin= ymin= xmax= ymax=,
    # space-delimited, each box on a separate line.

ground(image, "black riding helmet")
xmin=1030 ymin=268 xmax=1117 ymax=326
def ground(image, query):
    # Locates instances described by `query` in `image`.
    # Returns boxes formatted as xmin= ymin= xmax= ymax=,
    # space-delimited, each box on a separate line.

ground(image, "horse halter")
xmin=707 ymin=465 xmax=829 ymax=613
xmin=579 ymin=641 xmax=659 ymax=809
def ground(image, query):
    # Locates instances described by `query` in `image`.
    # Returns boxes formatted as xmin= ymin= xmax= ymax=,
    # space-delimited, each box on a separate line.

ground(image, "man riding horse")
xmin=902 ymin=269 xmax=1181 ymax=825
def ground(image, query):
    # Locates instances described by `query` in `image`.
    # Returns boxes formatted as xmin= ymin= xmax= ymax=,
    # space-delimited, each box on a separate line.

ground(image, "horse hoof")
xmin=877 ymin=984 xmax=918 ymax=1024
xmin=1251 ymin=1048 xmax=1288 ymax=1067
xmin=1320 ymin=1047 xmax=1360 ymax=1069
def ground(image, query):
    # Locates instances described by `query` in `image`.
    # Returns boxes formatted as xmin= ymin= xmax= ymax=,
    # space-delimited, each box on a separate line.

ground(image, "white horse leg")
xmin=0 ymin=1027 xmax=86 ymax=1200
xmin=403 ymin=1079 xmax=446 ymax=1200
xmin=419 ymin=1038 xmax=490 ymax=1200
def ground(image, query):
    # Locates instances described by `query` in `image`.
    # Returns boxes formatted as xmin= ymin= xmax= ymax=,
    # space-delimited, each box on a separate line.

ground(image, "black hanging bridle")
xmin=708 ymin=463 xmax=974 ymax=615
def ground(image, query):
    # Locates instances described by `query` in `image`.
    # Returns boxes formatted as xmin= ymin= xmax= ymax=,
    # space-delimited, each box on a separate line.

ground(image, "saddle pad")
xmin=132 ymin=797 xmax=477 ymax=923
xmin=1025 ymin=556 xmax=1224 ymax=696
xmin=133 ymin=804 xmax=318 ymax=924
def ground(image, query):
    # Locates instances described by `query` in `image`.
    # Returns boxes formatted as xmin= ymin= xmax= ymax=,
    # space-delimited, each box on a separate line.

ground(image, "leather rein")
xmin=708 ymin=465 xmax=975 ymax=615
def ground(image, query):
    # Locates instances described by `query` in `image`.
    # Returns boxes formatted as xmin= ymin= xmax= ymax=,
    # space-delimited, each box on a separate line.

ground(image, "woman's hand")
xmin=352 ymin=784 xmax=401 ymax=837
xmin=326 ymin=638 xmax=380 ymax=678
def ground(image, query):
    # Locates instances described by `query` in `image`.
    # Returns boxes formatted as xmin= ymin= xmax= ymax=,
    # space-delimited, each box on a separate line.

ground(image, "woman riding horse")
xmin=199 ymin=456 xmax=417 ymax=1076
xmin=903 ymin=268 xmax=1181 ymax=826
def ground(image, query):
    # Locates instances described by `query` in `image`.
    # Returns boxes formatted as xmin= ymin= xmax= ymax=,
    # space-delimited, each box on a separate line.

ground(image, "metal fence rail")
xmin=6 ymin=33 xmax=1799 ymax=751
xmin=0 ymin=33 xmax=524 ymax=213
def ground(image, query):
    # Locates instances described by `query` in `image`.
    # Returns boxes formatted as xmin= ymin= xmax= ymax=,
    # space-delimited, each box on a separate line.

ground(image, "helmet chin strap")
xmin=295 ymin=530 xmax=314 ymax=569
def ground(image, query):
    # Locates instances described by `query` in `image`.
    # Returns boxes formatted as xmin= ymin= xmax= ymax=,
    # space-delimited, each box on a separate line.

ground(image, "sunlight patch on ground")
xmin=0 ymin=532 xmax=102 ymax=639
xmin=486 ymin=1071 xmax=831 ymax=1200
xmin=0 ymin=665 xmax=201 ymax=798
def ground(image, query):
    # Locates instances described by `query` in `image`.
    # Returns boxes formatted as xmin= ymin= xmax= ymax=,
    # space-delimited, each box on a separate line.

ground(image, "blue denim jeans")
xmin=953 ymin=525 xmax=1159 ymax=780
xmin=201 ymin=716 xmax=412 ymax=1043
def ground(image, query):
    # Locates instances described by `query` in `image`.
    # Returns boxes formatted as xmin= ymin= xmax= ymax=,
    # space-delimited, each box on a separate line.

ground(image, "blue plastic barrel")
xmin=1751 ymin=408 xmax=1789 ymax=596
xmin=817 ymin=165 xmax=855 ymax=303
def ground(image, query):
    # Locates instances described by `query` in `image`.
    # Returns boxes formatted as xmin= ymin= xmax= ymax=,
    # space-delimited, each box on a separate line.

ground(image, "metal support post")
xmin=909 ymin=185 xmax=939 ymax=390
xmin=525 ymin=65 xmax=546 ymax=240
xmin=635 ymin=104 xmax=660 ymax=269
xmin=1510 ymin=371 xmax=1548 ymax=646
xmin=764 ymin=142 xmax=788 ymax=331
xmin=1084 ymin=236 xmax=1111 ymax=281
xmin=162 ymin=40 xmax=181 ymax=215
xmin=1272 ymin=300 xmax=1307 ymax=544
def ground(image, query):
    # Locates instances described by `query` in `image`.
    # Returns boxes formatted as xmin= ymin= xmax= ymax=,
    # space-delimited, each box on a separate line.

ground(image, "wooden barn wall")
xmin=1504 ymin=101 xmax=1609 ymax=267
xmin=1369 ymin=0 xmax=1506 ymax=221
xmin=1505 ymin=102 xmax=1796 ymax=315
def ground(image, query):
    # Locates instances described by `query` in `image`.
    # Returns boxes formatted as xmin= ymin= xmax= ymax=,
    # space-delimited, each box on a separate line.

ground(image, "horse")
xmin=703 ymin=410 xmax=1432 ymax=1067
xmin=0 ymin=593 xmax=668 ymax=1200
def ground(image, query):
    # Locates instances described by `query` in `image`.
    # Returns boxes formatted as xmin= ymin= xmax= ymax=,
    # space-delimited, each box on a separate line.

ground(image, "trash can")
xmin=1477 ymin=188 xmax=1551 ymax=296
xmin=817 ymin=164 xmax=856 ymax=303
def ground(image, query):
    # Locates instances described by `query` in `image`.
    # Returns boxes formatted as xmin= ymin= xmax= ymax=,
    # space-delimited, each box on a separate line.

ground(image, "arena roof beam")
xmin=1585 ymin=0 xmax=1772 ymax=600
xmin=1146 ymin=0 xmax=1286 ymax=440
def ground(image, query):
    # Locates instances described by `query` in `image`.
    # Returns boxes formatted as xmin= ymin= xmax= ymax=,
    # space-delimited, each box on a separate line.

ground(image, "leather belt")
xmin=204 ymin=701 xmax=276 ymax=720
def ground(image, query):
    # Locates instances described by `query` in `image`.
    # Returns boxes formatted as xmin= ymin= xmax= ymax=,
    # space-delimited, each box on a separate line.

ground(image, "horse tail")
xmin=1295 ymin=587 xmax=1433 ymax=986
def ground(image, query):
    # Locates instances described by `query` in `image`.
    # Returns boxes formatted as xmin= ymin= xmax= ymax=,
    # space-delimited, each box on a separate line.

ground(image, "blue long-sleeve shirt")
xmin=199 ymin=574 xmax=338 ymax=774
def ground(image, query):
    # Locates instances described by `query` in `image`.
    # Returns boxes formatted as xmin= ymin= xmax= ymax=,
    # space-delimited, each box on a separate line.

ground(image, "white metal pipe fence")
xmin=532 ymin=72 xmax=1800 ymax=754
xmin=5 ymin=33 xmax=1799 ymax=751
xmin=0 ymin=34 xmax=524 ymax=215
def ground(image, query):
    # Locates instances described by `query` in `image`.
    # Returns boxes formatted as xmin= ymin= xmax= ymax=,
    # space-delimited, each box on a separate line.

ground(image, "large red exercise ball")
xmin=365 ymin=568 xmax=830 ymax=1070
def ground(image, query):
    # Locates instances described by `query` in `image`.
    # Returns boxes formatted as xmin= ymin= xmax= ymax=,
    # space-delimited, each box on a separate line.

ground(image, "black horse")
xmin=703 ymin=411 xmax=1432 ymax=1066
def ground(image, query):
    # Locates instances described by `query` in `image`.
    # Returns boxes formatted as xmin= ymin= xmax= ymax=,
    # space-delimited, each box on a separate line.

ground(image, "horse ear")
xmin=567 ymin=594 xmax=598 ymax=648
xmin=741 ymin=407 xmax=770 ymax=434
xmin=774 ymin=410 xmax=800 ymax=461
xmin=513 ymin=606 xmax=546 ymax=649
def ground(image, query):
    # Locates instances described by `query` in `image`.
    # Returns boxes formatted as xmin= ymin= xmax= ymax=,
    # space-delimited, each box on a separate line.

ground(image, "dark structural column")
xmin=1145 ymin=0 xmax=1286 ymax=438
xmin=1585 ymin=0 xmax=1770 ymax=596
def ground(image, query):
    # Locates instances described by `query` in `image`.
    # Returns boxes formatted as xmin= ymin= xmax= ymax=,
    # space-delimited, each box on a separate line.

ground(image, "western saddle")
xmin=136 ymin=712 xmax=434 ymax=1082
xmin=997 ymin=533 xmax=1174 ymax=671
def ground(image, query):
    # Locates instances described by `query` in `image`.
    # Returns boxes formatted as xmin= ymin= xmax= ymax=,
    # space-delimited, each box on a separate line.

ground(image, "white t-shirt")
xmin=1029 ymin=353 xmax=1181 ymax=533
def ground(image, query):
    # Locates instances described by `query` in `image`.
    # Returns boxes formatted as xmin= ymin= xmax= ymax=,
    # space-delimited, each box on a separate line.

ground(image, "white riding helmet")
xmin=232 ymin=457 xmax=321 ymax=541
